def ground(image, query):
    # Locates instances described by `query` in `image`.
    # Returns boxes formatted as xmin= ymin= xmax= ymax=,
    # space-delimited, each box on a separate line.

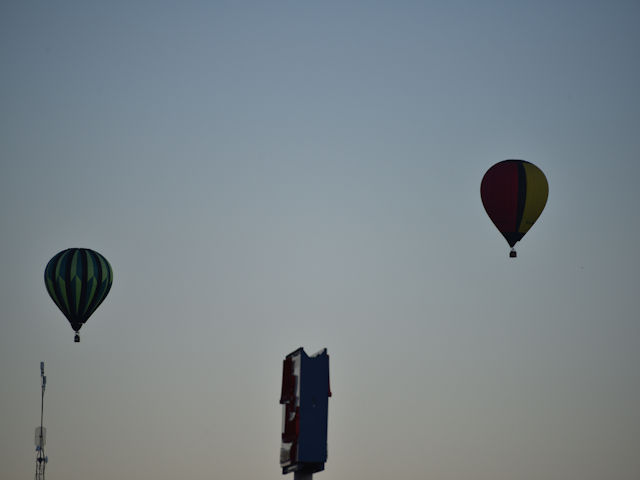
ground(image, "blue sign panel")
xmin=280 ymin=348 xmax=331 ymax=475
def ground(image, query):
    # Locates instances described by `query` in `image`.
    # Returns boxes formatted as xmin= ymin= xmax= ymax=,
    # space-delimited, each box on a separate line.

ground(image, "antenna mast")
xmin=35 ymin=362 xmax=48 ymax=480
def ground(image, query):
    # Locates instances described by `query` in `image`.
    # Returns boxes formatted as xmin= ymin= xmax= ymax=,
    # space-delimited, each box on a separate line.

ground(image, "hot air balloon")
xmin=481 ymin=160 xmax=548 ymax=257
xmin=44 ymin=248 xmax=113 ymax=342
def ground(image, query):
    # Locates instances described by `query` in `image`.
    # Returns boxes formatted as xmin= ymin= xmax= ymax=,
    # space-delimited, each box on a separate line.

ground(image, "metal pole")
xmin=35 ymin=362 xmax=47 ymax=480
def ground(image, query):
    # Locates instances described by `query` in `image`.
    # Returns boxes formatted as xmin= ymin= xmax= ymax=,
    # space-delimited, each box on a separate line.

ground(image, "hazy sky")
xmin=1 ymin=1 xmax=639 ymax=479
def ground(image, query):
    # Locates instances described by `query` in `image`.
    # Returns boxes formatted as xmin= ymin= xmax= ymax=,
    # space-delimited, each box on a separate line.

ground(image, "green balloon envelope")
xmin=44 ymin=248 xmax=113 ymax=337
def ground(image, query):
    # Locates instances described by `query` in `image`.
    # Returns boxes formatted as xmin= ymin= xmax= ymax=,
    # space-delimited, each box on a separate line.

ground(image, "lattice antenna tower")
xmin=35 ymin=362 xmax=48 ymax=480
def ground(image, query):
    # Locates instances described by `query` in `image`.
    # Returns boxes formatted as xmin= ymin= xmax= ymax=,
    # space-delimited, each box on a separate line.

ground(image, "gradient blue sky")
xmin=1 ymin=1 xmax=639 ymax=479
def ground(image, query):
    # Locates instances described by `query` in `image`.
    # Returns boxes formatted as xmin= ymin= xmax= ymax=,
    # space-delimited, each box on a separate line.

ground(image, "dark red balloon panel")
xmin=481 ymin=161 xmax=520 ymax=233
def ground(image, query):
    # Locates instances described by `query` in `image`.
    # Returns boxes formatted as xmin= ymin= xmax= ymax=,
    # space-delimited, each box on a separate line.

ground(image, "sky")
xmin=1 ymin=1 xmax=639 ymax=479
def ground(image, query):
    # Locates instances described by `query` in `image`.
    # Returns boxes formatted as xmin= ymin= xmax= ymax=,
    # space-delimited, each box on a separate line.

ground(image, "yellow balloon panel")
xmin=519 ymin=162 xmax=549 ymax=234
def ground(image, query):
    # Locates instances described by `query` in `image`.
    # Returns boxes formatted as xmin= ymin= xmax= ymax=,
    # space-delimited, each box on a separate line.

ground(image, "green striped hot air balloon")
xmin=44 ymin=248 xmax=113 ymax=342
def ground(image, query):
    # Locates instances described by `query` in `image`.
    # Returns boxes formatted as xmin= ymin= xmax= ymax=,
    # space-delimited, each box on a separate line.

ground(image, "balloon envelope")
xmin=44 ymin=248 xmax=113 ymax=333
xmin=481 ymin=160 xmax=548 ymax=249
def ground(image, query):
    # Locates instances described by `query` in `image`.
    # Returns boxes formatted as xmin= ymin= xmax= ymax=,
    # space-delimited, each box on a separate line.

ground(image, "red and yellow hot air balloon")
xmin=481 ymin=160 xmax=548 ymax=257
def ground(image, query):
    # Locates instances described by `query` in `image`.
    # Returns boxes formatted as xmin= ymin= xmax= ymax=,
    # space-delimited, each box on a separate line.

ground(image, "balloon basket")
xmin=74 ymin=333 xmax=80 ymax=343
xmin=509 ymin=249 xmax=517 ymax=258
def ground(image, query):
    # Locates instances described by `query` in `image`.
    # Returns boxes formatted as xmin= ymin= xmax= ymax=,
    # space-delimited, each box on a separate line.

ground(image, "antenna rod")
xmin=40 ymin=362 xmax=45 ymax=435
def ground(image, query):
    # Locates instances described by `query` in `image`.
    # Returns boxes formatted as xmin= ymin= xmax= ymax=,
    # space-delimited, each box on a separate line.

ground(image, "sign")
xmin=280 ymin=348 xmax=331 ymax=475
